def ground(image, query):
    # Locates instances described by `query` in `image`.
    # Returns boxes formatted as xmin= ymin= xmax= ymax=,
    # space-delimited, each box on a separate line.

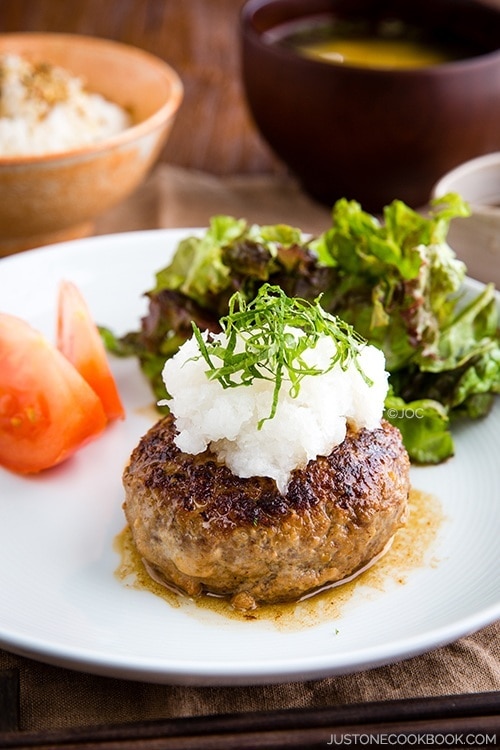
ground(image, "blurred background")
xmin=0 ymin=0 xmax=282 ymax=177
xmin=2 ymin=0 xmax=500 ymax=259
xmin=2 ymin=0 xmax=500 ymax=195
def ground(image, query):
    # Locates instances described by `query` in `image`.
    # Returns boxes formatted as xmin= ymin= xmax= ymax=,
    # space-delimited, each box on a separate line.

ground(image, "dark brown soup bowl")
xmin=240 ymin=0 xmax=500 ymax=212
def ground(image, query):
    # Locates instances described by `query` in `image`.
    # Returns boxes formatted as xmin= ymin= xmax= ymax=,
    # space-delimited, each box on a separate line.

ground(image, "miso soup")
xmin=267 ymin=17 xmax=480 ymax=69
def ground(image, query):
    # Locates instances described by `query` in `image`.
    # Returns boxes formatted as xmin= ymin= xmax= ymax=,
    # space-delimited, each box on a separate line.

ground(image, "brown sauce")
xmin=114 ymin=488 xmax=442 ymax=631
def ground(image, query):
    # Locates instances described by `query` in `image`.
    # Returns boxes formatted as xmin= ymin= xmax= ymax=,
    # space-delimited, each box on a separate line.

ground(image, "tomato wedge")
xmin=57 ymin=281 xmax=125 ymax=420
xmin=0 ymin=313 xmax=107 ymax=474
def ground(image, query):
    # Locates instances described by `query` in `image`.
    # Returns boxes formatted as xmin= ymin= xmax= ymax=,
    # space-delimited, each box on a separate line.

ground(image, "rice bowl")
xmin=0 ymin=33 xmax=183 ymax=255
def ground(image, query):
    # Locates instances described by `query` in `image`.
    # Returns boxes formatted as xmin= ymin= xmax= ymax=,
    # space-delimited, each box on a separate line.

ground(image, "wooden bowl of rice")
xmin=0 ymin=33 xmax=183 ymax=255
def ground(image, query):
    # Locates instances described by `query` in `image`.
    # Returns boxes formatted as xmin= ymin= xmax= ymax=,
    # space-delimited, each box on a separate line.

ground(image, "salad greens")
xmin=311 ymin=195 xmax=500 ymax=462
xmin=103 ymin=194 xmax=500 ymax=464
xmin=103 ymin=215 xmax=335 ymax=403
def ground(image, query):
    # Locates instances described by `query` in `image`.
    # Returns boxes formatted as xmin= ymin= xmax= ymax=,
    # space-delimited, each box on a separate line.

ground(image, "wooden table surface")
xmin=0 ymin=0 xmax=282 ymax=177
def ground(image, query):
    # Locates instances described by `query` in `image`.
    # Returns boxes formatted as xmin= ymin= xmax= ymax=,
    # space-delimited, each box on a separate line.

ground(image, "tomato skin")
xmin=0 ymin=313 xmax=107 ymax=474
xmin=57 ymin=281 xmax=125 ymax=420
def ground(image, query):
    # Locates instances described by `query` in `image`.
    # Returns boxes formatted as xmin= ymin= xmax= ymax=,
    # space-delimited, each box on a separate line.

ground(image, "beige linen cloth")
xmin=1 ymin=165 xmax=499 ymax=731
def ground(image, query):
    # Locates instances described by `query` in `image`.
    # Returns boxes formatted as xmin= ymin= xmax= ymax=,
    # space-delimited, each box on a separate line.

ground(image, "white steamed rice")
xmin=0 ymin=54 xmax=131 ymax=156
xmin=162 ymin=329 xmax=389 ymax=493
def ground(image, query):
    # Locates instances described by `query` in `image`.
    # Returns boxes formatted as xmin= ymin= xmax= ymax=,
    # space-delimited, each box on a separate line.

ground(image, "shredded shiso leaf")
xmin=191 ymin=284 xmax=372 ymax=427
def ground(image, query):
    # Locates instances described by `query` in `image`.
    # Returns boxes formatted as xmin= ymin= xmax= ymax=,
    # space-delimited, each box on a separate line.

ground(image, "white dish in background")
xmin=0 ymin=229 xmax=499 ymax=686
xmin=431 ymin=151 xmax=500 ymax=288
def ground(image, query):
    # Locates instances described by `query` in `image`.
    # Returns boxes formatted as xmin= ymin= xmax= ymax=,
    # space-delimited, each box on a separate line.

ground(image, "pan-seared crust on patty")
xmin=123 ymin=414 xmax=410 ymax=609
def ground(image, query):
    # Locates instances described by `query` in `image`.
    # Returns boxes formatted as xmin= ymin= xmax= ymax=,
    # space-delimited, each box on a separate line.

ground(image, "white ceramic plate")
xmin=0 ymin=229 xmax=499 ymax=686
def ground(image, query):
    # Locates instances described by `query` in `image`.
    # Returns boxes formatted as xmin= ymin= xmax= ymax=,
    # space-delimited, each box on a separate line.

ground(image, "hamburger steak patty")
xmin=122 ymin=414 xmax=410 ymax=610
